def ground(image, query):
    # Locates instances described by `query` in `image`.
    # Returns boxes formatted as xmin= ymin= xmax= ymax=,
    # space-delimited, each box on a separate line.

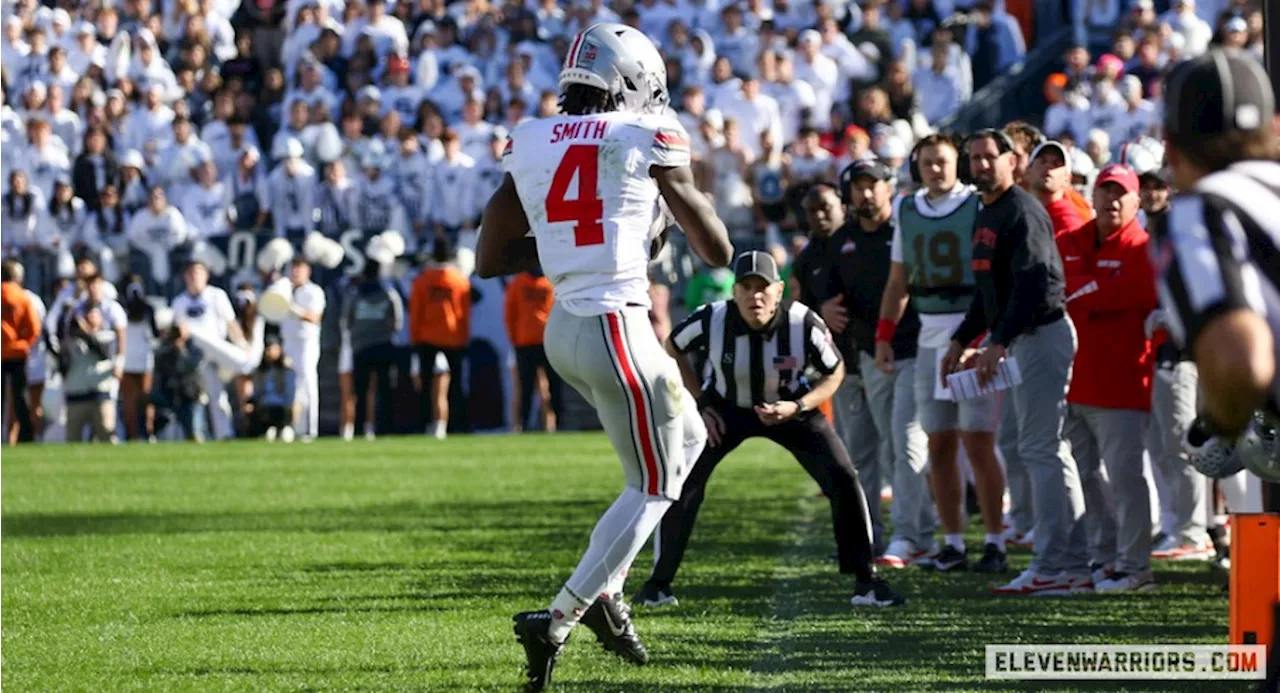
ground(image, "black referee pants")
xmin=649 ymin=403 xmax=877 ymax=587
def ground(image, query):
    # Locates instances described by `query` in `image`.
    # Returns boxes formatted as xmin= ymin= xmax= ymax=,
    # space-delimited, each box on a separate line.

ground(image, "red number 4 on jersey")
xmin=546 ymin=144 xmax=605 ymax=247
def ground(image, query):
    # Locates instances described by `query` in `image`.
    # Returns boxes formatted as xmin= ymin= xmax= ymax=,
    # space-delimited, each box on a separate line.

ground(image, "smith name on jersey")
xmin=502 ymin=110 xmax=690 ymax=317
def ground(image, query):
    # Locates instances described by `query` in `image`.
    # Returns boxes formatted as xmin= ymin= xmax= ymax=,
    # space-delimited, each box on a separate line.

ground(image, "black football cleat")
xmin=513 ymin=610 xmax=567 ymax=692
xmin=850 ymin=577 xmax=906 ymax=607
xmin=633 ymin=580 xmax=679 ymax=607
xmin=971 ymin=542 xmax=1009 ymax=574
xmin=580 ymin=593 xmax=649 ymax=665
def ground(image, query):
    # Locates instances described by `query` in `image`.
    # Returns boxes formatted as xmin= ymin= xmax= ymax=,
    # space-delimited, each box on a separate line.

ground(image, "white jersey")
xmin=171 ymin=286 xmax=236 ymax=342
xmin=280 ymin=281 xmax=326 ymax=346
xmin=503 ymin=111 xmax=691 ymax=317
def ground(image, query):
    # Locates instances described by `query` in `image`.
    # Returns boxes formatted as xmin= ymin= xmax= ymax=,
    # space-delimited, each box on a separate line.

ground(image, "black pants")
xmin=515 ymin=344 xmax=564 ymax=430
xmin=353 ymin=342 xmax=396 ymax=435
xmin=2 ymin=359 xmax=30 ymax=438
xmin=252 ymin=405 xmax=291 ymax=436
xmin=417 ymin=344 xmax=467 ymax=432
xmin=650 ymin=404 xmax=877 ymax=587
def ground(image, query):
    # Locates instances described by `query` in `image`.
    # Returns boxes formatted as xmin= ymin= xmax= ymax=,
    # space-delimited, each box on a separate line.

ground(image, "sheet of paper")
xmin=1066 ymin=280 xmax=1098 ymax=303
xmin=945 ymin=356 xmax=1023 ymax=402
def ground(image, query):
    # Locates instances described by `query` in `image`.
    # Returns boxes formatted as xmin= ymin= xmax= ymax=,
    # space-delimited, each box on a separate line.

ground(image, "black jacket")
xmin=825 ymin=219 xmax=921 ymax=360
xmin=953 ymin=184 xmax=1066 ymax=347
xmin=72 ymin=151 xmax=120 ymax=211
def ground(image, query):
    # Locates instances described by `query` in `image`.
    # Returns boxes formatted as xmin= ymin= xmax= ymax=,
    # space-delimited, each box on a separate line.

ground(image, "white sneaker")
xmin=365 ymin=431 xmax=376 ymax=441
xmin=342 ymin=424 xmax=354 ymax=442
xmin=993 ymin=569 xmax=1093 ymax=596
xmin=1095 ymin=570 xmax=1156 ymax=592
xmin=265 ymin=426 xmax=278 ymax=442
xmin=280 ymin=426 xmax=295 ymax=443
xmin=432 ymin=421 xmax=447 ymax=440
xmin=875 ymin=540 xmax=918 ymax=569
xmin=1151 ymin=536 xmax=1214 ymax=560
xmin=1090 ymin=562 xmax=1115 ymax=585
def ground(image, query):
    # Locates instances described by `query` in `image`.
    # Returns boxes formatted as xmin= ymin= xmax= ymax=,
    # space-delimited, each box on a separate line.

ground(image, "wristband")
xmin=875 ymin=319 xmax=897 ymax=343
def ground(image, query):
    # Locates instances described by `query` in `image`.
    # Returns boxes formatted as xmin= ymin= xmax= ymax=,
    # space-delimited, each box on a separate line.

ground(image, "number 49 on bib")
xmin=546 ymin=144 xmax=605 ymax=247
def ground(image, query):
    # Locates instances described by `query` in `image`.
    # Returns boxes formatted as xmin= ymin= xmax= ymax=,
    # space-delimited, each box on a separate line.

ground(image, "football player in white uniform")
xmin=476 ymin=23 xmax=734 ymax=692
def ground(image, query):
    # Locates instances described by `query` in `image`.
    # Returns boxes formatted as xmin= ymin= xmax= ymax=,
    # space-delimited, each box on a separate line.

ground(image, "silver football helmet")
xmin=559 ymin=23 xmax=669 ymax=114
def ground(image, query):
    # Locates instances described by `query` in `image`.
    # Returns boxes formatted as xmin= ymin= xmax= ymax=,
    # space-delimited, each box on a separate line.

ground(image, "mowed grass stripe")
xmin=2 ymin=436 xmax=1236 ymax=691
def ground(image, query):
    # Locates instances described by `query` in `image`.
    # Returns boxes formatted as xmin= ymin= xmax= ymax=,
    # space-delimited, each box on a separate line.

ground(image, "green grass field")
xmin=1 ymin=435 xmax=1245 ymax=692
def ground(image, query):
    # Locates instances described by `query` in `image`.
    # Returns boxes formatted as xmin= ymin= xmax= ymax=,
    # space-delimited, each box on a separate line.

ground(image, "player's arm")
xmin=476 ymin=173 xmax=537 ymax=279
xmin=879 ymin=262 xmax=909 ymax=324
xmin=652 ymin=164 xmax=733 ymax=268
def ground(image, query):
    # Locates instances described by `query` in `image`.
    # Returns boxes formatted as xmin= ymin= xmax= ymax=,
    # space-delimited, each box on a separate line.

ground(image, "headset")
xmin=838 ymin=162 xmax=857 ymax=203
xmin=957 ymin=128 xmax=1017 ymax=185
xmin=907 ymin=133 xmax=961 ymax=186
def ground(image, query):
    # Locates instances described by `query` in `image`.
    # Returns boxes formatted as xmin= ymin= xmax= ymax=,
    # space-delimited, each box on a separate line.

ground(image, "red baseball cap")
xmin=1095 ymin=164 xmax=1140 ymax=194
xmin=387 ymin=54 xmax=410 ymax=73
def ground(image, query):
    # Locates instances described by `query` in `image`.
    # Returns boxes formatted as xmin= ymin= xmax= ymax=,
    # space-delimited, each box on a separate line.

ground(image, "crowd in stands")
xmin=0 ymin=0 xmax=1271 ymax=446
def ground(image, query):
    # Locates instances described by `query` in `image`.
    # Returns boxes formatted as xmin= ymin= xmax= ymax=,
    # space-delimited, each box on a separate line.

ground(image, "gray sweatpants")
xmin=999 ymin=401 xmax=1035 ymax=535
xmin=859 ymin=353 xmax=933 ymax=549
xmin=1147 ymin=362 xmax=1207 ymax=546
xmin=1068 ymin=404 xmax=1152 ymax=574
xmin=1007 ymin=316 xmax=1090 ymax=576
xmin=832 ymin=373 xmax=885 ymax=553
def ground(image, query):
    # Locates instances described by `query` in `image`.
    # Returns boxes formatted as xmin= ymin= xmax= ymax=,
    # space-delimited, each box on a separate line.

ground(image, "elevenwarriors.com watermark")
xmin=985 ymin=645 xmax=1267 ymax=680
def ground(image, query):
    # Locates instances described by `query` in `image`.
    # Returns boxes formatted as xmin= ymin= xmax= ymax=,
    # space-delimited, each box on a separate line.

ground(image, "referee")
xmin=1152 ymin=50 xmax=1279 ymax=475
xmin=633 ymin=251 xmax=903 ymax=609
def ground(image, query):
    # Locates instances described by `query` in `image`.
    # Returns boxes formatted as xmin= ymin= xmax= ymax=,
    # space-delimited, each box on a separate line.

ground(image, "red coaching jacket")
xmin=1058 ymin=217 xmax=1157 ymax=411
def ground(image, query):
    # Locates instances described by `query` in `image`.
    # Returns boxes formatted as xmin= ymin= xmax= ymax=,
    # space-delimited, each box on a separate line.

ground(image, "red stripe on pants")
xmin=606 ymin=313 xmax=660 ymax=495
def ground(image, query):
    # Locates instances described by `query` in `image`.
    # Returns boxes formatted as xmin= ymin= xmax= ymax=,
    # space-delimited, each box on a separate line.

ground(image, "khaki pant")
xmin=66 ymin=399 xmax=117 ymax=443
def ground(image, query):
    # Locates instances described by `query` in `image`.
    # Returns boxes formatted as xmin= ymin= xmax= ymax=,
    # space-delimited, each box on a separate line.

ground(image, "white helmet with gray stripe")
xmin=558 ymin=23 xmax=669 ymax=114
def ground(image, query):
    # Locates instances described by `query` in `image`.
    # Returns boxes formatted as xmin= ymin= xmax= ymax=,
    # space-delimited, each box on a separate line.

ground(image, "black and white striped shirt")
xmin=1152 ymin=160 xmax=1280 ymax=411
xmin=670 ymin=300 xmax=843 ymax=409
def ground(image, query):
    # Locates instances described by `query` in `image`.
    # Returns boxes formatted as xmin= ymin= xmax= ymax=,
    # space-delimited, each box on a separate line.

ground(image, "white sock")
xmin=342 ymin=423 xmax=354 ymax=440
xmin=945 ymin=534 xmax=965 ymax=551
xmin=547 ymin=586 xmax=591 ymax=644
xmin=433 ymin=420 xmax=447 ymax=439
xmin=985 ymin=533 xmax=1004 ymax=551
xmin=562 ymin=487 xmax=672 ymax=623
xmin=605 ymin=567 xmax=629 ymax=600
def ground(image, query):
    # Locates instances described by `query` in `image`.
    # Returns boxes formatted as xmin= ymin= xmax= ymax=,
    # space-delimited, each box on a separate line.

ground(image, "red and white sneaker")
xmin=875 ymin=540 xmax=935 ymax=568
xmin=1001 ymin=526 xmax=1035 ymax=549
xmin=1095 ymin=570 xmax=1156 ymax=592
xmin=1151 ymin=536 xmax=1214 ymax=560
xmin=993 ymin=569 xmax=1094 ymax=596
